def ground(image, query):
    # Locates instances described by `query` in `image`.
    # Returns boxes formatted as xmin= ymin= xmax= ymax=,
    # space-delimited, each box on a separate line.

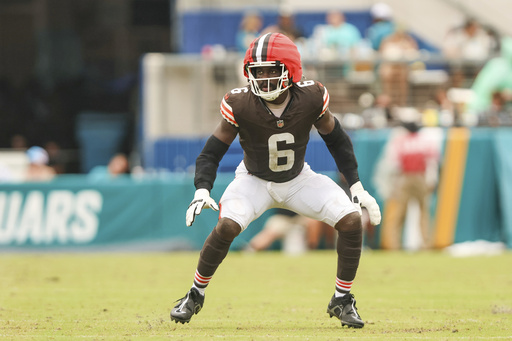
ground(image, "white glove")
xmin=185 ymin=189 xmax=219 ymax=227
xmin=350 ymin=181 xmax=381 ymax=226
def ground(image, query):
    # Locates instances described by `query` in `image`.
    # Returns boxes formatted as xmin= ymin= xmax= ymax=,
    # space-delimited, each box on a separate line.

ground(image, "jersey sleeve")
xmin=318 ymin=84 xmax=330 ymax=119
xmin=220 ymin=95 xmax=239 ymax=127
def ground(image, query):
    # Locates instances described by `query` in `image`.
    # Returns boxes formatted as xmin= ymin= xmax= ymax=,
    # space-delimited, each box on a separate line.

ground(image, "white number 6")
xmin=296 ymin=80 xmax=315 ymax=87
xmin=268 ymin=133 xmax=295 ymax=172
xmin=231 ymin=87 xmax=249 ymax=94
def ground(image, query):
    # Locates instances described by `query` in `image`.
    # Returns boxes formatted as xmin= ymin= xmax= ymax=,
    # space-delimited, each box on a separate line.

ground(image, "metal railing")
xmin=141 ymin=52 xmax=494 ymax=139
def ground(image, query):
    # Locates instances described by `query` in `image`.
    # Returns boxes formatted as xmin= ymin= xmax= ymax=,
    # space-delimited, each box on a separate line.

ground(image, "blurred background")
xmin=1 ymin=0 xmax=511 ymax=253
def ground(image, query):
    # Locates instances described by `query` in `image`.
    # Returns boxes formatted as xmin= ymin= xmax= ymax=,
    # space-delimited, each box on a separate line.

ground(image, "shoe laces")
xmin=341 ymin=294 xmax=361 ymax=317
xmin=340 ymin=293 xmax=355 ymax=303
xmin=175 ymin=288 xmax=199 ymax=303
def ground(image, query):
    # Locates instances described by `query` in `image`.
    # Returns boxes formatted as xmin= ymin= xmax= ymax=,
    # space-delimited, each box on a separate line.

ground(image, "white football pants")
xmin=219 ymin=161 xmax=358 ymax=231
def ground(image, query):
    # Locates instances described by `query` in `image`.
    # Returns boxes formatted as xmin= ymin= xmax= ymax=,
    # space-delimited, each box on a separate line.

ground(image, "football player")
xmin=170 ymin=32 xmax=381 ymax=328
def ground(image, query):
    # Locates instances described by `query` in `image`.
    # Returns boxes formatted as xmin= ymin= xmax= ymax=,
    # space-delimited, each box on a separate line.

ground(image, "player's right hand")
xmin=350 ymin=181 xmax=381 ymax=226
xmin=185 ymin=189 xmax=219 ymax=227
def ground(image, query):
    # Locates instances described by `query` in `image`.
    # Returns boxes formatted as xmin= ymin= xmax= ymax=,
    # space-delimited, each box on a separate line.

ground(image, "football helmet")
xmin=243 ymin=32 xmax=303 ymax=101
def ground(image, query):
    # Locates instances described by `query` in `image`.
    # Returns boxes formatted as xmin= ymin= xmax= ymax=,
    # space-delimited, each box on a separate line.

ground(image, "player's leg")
xmin=326 ymin=212 xmax=365 ymax=328
xmin=170 ymin=218 xmax=242 ymax=324
xmin=171 ymin=165 xmax=273 ymax=323
xmin=196 ymin=218 xmax=241 ymax=287
xmin=283 ymin=167 xmax=364 ymax=328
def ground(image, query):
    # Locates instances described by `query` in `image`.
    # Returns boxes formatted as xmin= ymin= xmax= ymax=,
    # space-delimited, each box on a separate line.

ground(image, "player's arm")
xmin=194 ymin=119 xmax=238 ymax=191
xmin=186 ymin=119 xmax=238 ymax=227
xmin=315 ymin=108 xmax=359 ymax=186
xmin=315 ymin=109 xmax=381 ymax=225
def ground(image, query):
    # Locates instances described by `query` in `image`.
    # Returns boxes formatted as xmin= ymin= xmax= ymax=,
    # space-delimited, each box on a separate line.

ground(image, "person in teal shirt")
xmin=310 ymin=10 xmax=363 ymax=78
xmin=322 ymin=10 xmax=362 ymax=55
xmin=88 ymin=153 xmax=130 ymax=181
xmin=468 ymin=36 xmax=512 ymax=121
xmin=366 ymin=2 xmax=395 ymax=51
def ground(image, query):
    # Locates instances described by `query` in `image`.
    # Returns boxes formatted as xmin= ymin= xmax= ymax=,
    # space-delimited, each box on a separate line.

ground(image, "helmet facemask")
xmin=246 ymin=61 xmax=290 ymax=101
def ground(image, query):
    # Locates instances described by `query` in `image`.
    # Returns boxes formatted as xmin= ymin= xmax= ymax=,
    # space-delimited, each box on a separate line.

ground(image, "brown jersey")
xmin=220 ymin=80 xmax=329 ymax=183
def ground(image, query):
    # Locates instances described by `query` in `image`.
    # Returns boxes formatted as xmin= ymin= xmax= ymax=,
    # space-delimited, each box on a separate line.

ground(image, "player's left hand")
xmin=350 ymin=181 xmax=381 ymax=226
xmin=185 ymin=189 xmax=219 ymax=227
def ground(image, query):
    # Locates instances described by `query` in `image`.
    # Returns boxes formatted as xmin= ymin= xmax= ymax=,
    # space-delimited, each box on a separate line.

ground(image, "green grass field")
xmin=1 ymin=250 xmax=511 ymax=340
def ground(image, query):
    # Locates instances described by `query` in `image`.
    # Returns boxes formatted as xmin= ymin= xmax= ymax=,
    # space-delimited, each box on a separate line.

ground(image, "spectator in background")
xmin=373 ymin=109 xmax=441 ymax=250
xmin=88 ymin=153 xmax=130 ymax=181
xmin=442 ymin=18 xmax=495 ymax=61
xmin=366 ymin=2 xmax=395 ymax=51
xmin=25 ymin=146 xmax=56 ymax=182
xmin=257 ymin=9 xmax=306 ymax=81
xmin=378 ymin=25 xmax=419 ymax=107
xmin=236 ymin=11 xmax=263 ymax=54
xmin=246 ymin=209 xmax=312 ymax=254
xmin=442 ymin=18 xmax=496 ymax=87
xmin=311 ymin=10 xmax=362 ymax=59
xmin=247 ymin=209 xmax=338 ymax=253
xmin=468 ymin=36 xmax=512 ymax=125
xmin=44 ymin=141 xmax=66 ymax=174
xmin=10 ymin=134 xmax=28 ymax=150
xmin=261 ymin=9 xmax=303 ymax=42
xmin=361 ymin=93 xmax=394 ymax=128
xmin=308 ymin=10 xmax=363 ymax=79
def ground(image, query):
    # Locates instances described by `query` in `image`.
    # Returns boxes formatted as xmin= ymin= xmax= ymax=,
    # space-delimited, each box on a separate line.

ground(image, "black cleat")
xmin=170 ymin=288 xmax=204 ymax=324
xmin=326 ymin=293 xmax=364 ymax=328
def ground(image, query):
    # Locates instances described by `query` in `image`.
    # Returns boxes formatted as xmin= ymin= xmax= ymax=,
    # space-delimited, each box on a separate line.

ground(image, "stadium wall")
xmin=1 ymin=128 xmax=511 ymax=251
